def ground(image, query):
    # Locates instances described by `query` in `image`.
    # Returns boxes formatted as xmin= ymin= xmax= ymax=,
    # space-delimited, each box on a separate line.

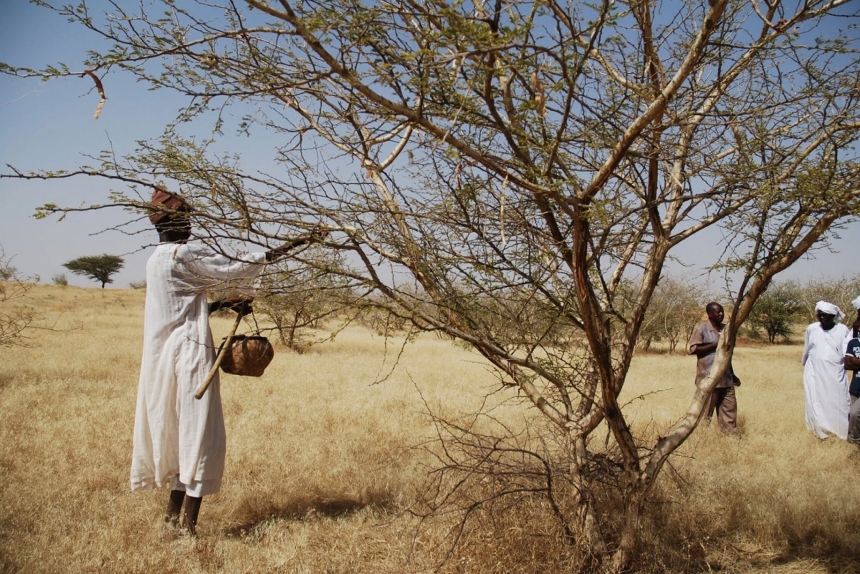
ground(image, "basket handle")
xmin=195 ymin=311 xmax=243 ymax=400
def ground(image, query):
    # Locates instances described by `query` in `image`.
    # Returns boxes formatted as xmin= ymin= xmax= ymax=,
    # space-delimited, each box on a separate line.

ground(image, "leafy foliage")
xmin=637 ymin=277 xmax=708 ymax=353
xmin=749 ymin=281 xmax=804 ymax=343
xmin=255 ymin=265 xmax=352 ymax=352
xmin=798 ymin=274 xmax=860 ymax=323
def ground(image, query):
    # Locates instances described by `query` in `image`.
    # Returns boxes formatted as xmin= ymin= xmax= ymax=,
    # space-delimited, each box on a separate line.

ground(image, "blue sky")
xmin=0 ymin=0 xmax=856 ymax=289
xmin=0 ymin=1 xmax=186 ymax=287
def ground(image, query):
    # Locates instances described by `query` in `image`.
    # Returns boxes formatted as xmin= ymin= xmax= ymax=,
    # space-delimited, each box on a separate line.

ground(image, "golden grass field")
xmin=1 ymin=284 xmax=859 ymax=573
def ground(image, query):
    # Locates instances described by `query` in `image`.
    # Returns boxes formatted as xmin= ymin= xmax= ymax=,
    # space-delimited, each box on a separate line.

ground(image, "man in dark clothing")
xmin=846 ymin=296 xmax=860 ymax=444
xmin=688 ymin=302 xmax=741 ymax=433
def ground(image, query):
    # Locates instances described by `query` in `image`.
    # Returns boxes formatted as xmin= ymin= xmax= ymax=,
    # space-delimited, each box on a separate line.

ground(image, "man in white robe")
xmin=801 ymin=301 xmax=851 ymax=440
xmin=132 ymin=188 xmax=324 ymax=533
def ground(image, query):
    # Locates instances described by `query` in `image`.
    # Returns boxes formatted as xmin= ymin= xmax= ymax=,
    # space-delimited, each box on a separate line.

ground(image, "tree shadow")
xmin=223 ymin=491 xmax=392 ymax=538
xmin=741 ymin=548 xmax=860 ymax=573
xmin=710 ymin=527 xmax=860 ymax=572
xmin=771 ymin=528 xmax=860 ymax=570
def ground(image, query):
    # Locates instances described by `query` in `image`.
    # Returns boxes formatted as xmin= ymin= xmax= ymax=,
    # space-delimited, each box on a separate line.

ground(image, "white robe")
xmin=131 ymin=242 xmax=265 ymax=495
xmin=801 ymin=322 xmax=851 ymax=440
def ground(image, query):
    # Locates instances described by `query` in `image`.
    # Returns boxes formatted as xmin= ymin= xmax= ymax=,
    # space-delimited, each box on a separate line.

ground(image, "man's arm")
xmin=209 ymin=296 xmax=253 ymax=316
xmin=265 ymin=227 xmax=328 ymax=262
xmin=691 ymin=340 xmax=718 ymax=357
xmin=688 ymin=324 xmax=717 ymax=357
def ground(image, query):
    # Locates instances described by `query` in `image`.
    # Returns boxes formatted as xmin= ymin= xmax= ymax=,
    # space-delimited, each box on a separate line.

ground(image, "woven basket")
xmin=220 ymin=335 xmax=274 ymax=377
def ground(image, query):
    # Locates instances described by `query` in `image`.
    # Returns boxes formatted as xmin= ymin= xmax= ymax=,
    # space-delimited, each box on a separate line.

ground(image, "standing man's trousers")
xmin=849 ymin=395 xmax=860 ymax=444
xmin=706 ymin=386 xmax=737 ymax=433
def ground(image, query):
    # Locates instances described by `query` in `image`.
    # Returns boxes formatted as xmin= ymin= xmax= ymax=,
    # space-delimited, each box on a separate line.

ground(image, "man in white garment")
xmin=801 ymin=301 xmax=851 ymax=440
xmin=132 ymin=188 xmax=325 ymax=534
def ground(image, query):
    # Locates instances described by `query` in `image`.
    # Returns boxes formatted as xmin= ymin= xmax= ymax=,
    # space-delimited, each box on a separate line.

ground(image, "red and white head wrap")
xmin=149 ymin=187 xmax=190 ymax=225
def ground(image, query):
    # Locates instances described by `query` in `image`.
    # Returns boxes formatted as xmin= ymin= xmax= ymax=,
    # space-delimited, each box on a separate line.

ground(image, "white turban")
xmin=853 ymin=295 xmax=860 ymax=310
xmin=815 ymin=300 xmax=844 ymax=320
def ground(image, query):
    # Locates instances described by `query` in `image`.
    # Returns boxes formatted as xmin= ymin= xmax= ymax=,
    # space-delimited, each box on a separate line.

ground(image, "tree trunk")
xmin=565 ymin=432 xmax=607 ymax=566
xmin=608 ymin=493 xmax=644 ymax=573
xmin=287 ymin=314 xmax=300 ymax=349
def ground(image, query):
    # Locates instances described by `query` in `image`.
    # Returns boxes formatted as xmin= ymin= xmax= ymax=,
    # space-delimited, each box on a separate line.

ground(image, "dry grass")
xmin=1 ymin=285 xmax=858 ymax=573
xmin=623 ymin=349 xmax=860 ymax=572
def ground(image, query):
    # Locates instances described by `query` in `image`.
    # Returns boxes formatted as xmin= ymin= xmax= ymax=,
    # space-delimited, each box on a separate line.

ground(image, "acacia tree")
xmin=4 ymin=0 xmax=860 ymax=570
xmin=749 ymin=280 xmax=803 ymax=343
xmin=637 ymin=276 xmax=707 ymax=353
xmin=62 ymin=254 xmax=124 ymax=288
xmin=255 ymin=265 xmax=352 ymax=351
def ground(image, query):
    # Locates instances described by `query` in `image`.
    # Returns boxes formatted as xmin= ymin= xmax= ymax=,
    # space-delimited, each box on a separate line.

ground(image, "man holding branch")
xmin=131 ymin=188 xmax=325 ymax=534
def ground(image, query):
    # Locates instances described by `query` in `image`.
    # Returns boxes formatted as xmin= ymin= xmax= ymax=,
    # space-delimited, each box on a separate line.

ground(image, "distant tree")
xmin=256 ymin=266 xmax=352 ymax=351
xmin=0 ymin=258 xmax=16 ymax=281
xmin=0 ymin=247 xmax=38 ymax=347
xmin=638 ymin=277 xmax=707 ymax=353
xmin=63 ymin=255 xmax=124 ymax=288
xmin=798 ymin=275 xmax=860 ymax=322
xmin=128 ymin=280 xmax=146 ymax=290
xmin=749 ymin=281 xmax=804 ymax=343
xmin=52 ymin=274 xmax=68 ymax=287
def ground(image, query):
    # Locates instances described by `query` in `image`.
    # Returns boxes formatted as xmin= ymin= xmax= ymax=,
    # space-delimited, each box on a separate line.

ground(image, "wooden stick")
xmin=195 ymin=312 xmax=243 ymax=400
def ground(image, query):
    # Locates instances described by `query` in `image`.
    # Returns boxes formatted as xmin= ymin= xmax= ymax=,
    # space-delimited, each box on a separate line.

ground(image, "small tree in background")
xmin=749 ymin=281 xmax=804 ymax=343
xmin=0 ymin=247 xmax=38 ymax=347
xmin=256 ymin=266 xmax=353 ymax=352
xmin=638 ymin=277 xmax=707 ymax=353
xmin=52 ymin=274 xmax=68 ymax=287
xmin=798 ymin=275 xmax=860 ymax=322
xmin=0 ymin=260 xmax=17 ymax=281
xmin=63 ymin=255 xmax=124 ymax=288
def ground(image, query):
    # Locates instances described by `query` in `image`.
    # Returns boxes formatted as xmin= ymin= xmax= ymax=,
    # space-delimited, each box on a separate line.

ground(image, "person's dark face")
xmin=173 ymin=220 xmax=192 ymax=241
xmin=817 ymin=311 xmax=836 ymax=330
xmin=707 ymin=304 xmax=724 ymax=326
xmin=156 ymin=216 xmax=192 ymax=243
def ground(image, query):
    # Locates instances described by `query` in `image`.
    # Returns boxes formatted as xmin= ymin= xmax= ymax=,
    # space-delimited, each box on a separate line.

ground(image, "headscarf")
xmin=853 ymin=295 xmax=860 ymax=311
xmin=814 ymin=300 xmax=844 ymax=320
xmin=149 ymin=187 xmax=190 ymax=225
